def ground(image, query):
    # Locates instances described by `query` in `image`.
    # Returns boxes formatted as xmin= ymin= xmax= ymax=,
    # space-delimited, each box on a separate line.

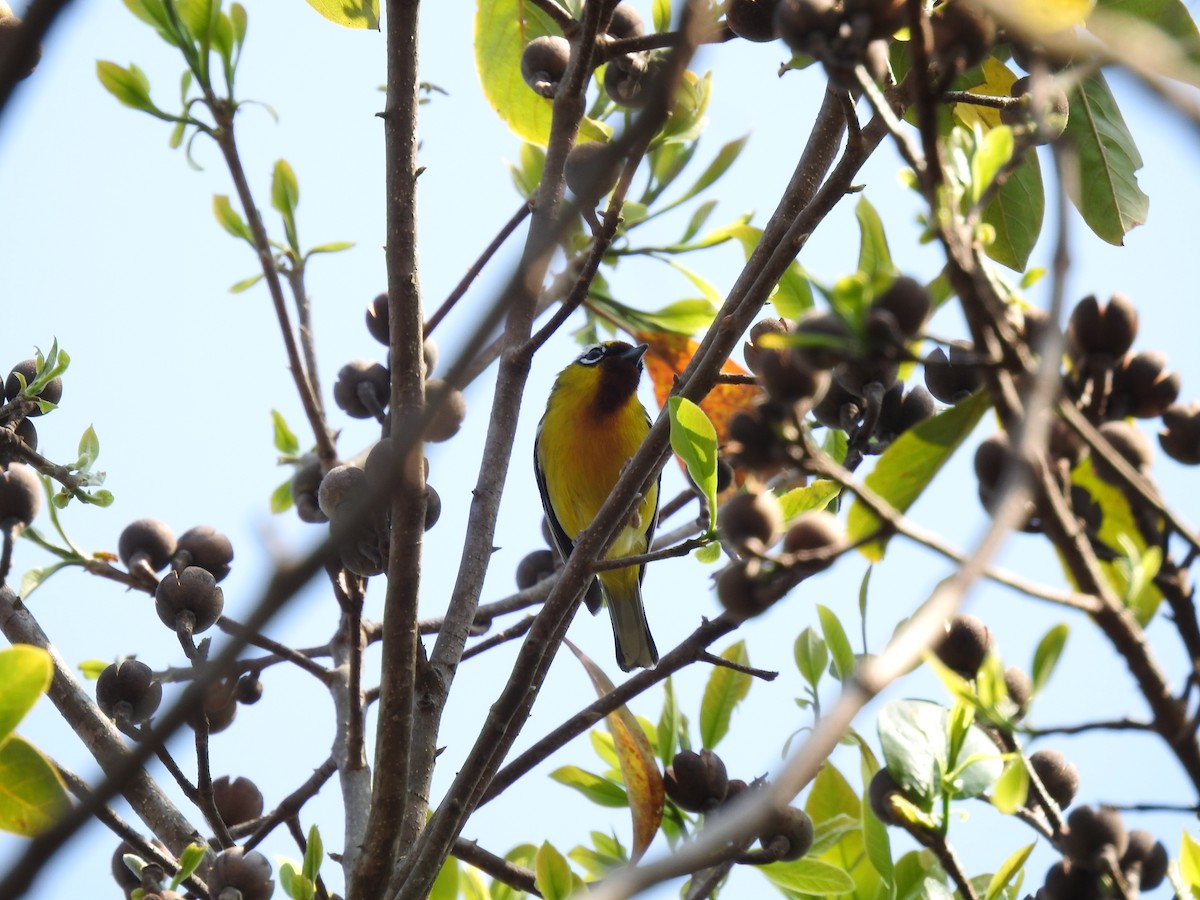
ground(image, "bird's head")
xmin=557 ymin=340 xmax=650 ymax=416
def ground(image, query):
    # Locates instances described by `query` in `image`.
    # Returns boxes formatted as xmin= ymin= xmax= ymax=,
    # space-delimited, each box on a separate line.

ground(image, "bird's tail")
xmin=602 ymin=572 xmax=658 ymax=672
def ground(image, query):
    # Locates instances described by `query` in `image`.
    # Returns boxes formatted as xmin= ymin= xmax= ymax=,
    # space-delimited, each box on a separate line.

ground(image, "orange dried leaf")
xmin=637 ymin=331 xmax=762 ymax=451
xmin=565 ymin=640 xmax=664 ymax=860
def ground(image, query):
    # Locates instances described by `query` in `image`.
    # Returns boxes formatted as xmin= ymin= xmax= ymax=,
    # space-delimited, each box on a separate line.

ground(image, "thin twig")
xmin=217 ymin=617 xmax=331 ymax=682
xmin=244 ymin=756 xmax=338 ymax=852
xmin=426 ymin=202 xmax=533 ymax=336
xmin=452 ymin=838 xmax=542 ymax=896
xmin=461 ymin=615 xmax=536 ymax=662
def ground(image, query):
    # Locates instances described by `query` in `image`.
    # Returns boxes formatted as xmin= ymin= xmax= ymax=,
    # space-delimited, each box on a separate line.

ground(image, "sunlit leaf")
xmin=0 ymin=647 xmax=52 ymax=744
xmin=984 ymin=842 xmax=1035 ymax=900
xmin=855 ymin=196 xmax=894 ymax=281
xmin=1062 ymin=71 xmax=1148 ymax=245
xmin=534 ymin=842 xmax=581 ymax=900
xmin=430 ymin=856 xmax=459 ymax=900
xmin=566 ymin=642 xmax=664 ymax=860
xmin=0 ymin=735 xmax=70 ymax=836
xmin=877 ymin=699 xmax=1004 ymax=802
xmin=212 ymin=194 xmax=252 ymax=242
xmin=550 ymin=766 xmax=628 ymax=807
xmin=847 ymin=390 xmax=991 ymax=561
xmin=779 ymin=480 xmax=840 ymax=519
xmin=668 ymin=397 xmax=718 ymax=533
xmin=759 ymin=857 xmax=856 ymax=894
xmin=817 ymin=605 xmax=855 ymax=682
xmin=700 ymin=641 xmax=751 ymax=748
xmin=982 ymin=147 xmax=1044 ymax=271
xmin=990 ymin=758 xmax=1030 ymax=815
xmin=1030 ymin=624 xmax=1069 ymax=696
xmin=304 ymin=0 xmax=379 ymax=28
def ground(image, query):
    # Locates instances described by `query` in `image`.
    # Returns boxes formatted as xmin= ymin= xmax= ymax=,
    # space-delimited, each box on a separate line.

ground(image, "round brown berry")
xmin=521 ymin=35 xmax=570 ymax=98
xmin=174 ymin=526 xmax=233 ymax=582
xmin=781 ymin=511 xmax=841 ymax=572
xmin=516 ymin=549 xmax=557 ymax=589
xmin=5 ymin=358 xmax=62 ymax=415
xmin=758 ymin=806 xmax=814 ymax=860
xmin=925 ymin=341 xmax=983 ymax=404
xmin=333 ymin=360 xmax=390 ymax=420
xmin=1064 ymin=804 xmax=1128 ymax=864
xmin=96 ymin=659 xmax=162 ymax=724
xmin=212 ymin=775 xmax=265 ymax=828
xmin=119 ymin=518 xmax=177 ymax=573
xmin=1027 ymin=748 xmax=1078 ymax=811
xmin=564 ymin=141 xmax=623 ymax=204
xmin=1067 ymin=293 xmax=1138 ymax=363
xmin=872 ymin=276 xmax=931 ymax=339
xmin=210 ymin=847 xmax=274 ymax=900
xmin=725 ymin=0 xmax=780 ymax=42
xmin=1000 ymin=74 xmax=1069 ymax=144
xmin=0 ymin=463 xmax=41 ymax=529
xmin=719 ymin=490 xmax=783 ymax=552
xmin=424 ymin=379 xmax=467 ymax=442
xmin=605 ymin=2 xmax=645 ymax=38
xmin=1121 ymin=829 xmax=1168 ymax=890
xmin=155 ymin=566 xmax=224 ymax=633
xmin=664 ymin=749 xmax=729 ymax=812
xmin=1160 ymin=401 xmax=1200 ymax=465
xmin=1093 ymin=420 xmax=1152 ymax=484
xmin=366 ymin=292 xmax=390 ymax=345
xmin=934 ymin=613 xmax=991 ymax=677
xmin=867 ymin=767 xmax=906 ymax=826
xmin=291 ymin=457 xmax=328 ymax=524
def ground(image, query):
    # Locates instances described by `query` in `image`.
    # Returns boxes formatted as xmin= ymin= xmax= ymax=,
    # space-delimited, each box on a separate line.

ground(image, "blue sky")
xmin=2 ymin=0 xmax=1200 ymax=897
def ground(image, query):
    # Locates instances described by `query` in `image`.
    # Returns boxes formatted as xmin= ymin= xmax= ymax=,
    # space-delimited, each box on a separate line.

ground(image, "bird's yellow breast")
xmin=537 ymin=371 xmax=656 ymax=560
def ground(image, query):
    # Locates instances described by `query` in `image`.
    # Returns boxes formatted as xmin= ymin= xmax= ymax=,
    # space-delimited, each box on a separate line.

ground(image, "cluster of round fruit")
xmin=298 ymin=295 xmax=465 ymax=575
xmin=665 ymin=748 xmax=815 ymax=863
xmin=112 ymin=819 xmax=273 ymax=900
xmin=521 ymin=4 xmax=653 ymax=109
xmin=0 ymin=358 xmax=66 ymax=539
xmin=117 ymin=519 xmax=234 ymax=635
xmin=735 ymin=275 xmax=936 ymax=478
xmin=869 ymin=614 xmax=1168 ymax=897
xmin=715 ymin=488 xmax=844 ymax=621
xmin=1064 ymin=293 xmax=1199 ymax=468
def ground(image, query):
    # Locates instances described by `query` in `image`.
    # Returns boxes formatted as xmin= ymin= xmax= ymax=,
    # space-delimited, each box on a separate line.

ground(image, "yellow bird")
xmin=535 ymin=340 xmax=660 ymax=671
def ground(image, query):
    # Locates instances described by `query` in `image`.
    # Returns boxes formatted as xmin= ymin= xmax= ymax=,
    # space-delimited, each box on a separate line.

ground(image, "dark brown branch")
xmin=244 ymin=756 xmax=338 ymax=852
xmin=1026 ymin=718 xmax=1153 ymax=737
xmin=216 ymin=616 xmax=331 ymax=682
xmin=452 ymin=838 xmax=542 ymax=896
xmin=357 ymin=0 xmax=428 ymax=891
xmin=699 ymin=651 xmax=777 ymax=681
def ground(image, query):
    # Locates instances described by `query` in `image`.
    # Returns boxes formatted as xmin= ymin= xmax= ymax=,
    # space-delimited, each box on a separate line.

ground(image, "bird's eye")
xmin=579 ymin=345 xmax=605 ymax=366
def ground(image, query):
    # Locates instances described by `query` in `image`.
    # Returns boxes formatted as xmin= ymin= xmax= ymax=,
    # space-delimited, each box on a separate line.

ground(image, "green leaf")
xmin=0 ymin=735 xmax=70 ymax=836
xmin=984 ymin=842 xmax=1035 ymax=900
xmin=212 ymin=194 xmax=253 ymax=243
xmin=96 ymin=61 xmax=161 ymax=114
xmin=175 ymin=0 xmax=214 ymax=44
xmin=675 ymin=135 xmax=749 ymax=205
xmin=794 ymin=627 xmax=828 ymax=690
xmin=168 ymin=118 xmax=186 ymax=149
xmin=817 ymin=605 xmax=855 ymax=682
xmin=306 ymin=240 xmax=355 ymax=256
xmin=122 ymin=0 xmax=178 ymax=44
xmin=80 ymin=489 xmax=115 ymax=508
xmin=861 ymin=778 xmax=894 ymax=887
xmin=635 ymin=297 xmax=719 ymax=335
xmin=693 ymin=541 xmax=721 ymax=563
xmin=77 ymin=659 xmax=107 ymax=680
xmin=171 ymin=843 xmax=208 ymax=890
xmin=1030 ymin=624 xmax=1068 ymax=696
xmin=990 ymin=757 xmax=1029 ymax=815
xmin=981 ymin=147 xmax=1044 ymax=271
xmin=430 ymin=857 xmax=459 ymax=900
xmin=270 ymin=479 xmax=294 ymax=514
xmin=534 ymin=842 xmax=580 ymax=900
xmin=679 ymin=199 xmax=717 ymax=244
xmin=1062 ymin=70 xmax=1148 ymax=245
xmin=272 ymin=159 xmax=300 ymax=250
xmin=760 ymin=857 xmax=856 ymax=894
xmin=0 ymin=647 xmax=52 ymax=744
xmin=302 ymin=825 xmax=323 ymax=882
xmin=75 ymin=426 xmax=100 ymax=472
xmin=492 ymin=844 xmax=537 ymax=900
xmin=877 ymin=699 xmax=1004 ymax=803
xmin=19 ymin=562 xmax=74 ymax=599
xmin=230 ymin=3 xmax=247 ymax=51
xmin=474 ymin=0 xmax=559 ymax=147
xmin=779 ymin=480 xmax=840 ymax=519
xmin=1180 ymin=831 xmax=1200 ymax=892
xmin=855 ymin=196 xmax=895 ymax=280
xmin=271 ymin=409 xmax=300 ymax=456
xmin=699 ymin=640 xmax=751 ymax=749
xmin=653 ymin=0 xmax=671 ymax=32
xmin=229 ymin=272 xmax=264 ymax=294
xmin=304 ymin=0 xmax=379 ymax=28
xmin=970 ymin=124 xmax=1014 ymax=205
xmin=847 ymin=390 xmax=991 ymax=561
xmin=550 ymin=766 xmax=628 ymax=807
xmin=656 ymin=676 xmax=681 ymax=769
xmin=668 ymin=397 xmax=719 ymax=534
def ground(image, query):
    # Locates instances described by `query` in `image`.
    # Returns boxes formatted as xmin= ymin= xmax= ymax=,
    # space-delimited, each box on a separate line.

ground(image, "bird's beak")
xmin=622 ymin=343 xmax=650 ymax=365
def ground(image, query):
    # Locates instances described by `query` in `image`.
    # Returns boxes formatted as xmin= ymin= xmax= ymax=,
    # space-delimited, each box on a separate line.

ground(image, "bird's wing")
xmin=534 ymin=418 xmax=604 ymax=614
xmin=638 ymin=409 xmax=661 ymax=588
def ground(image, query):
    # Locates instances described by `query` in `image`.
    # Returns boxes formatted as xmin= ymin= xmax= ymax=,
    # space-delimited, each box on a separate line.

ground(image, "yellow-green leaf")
xmin=700 ymin=641 xmax=751 ymax=749
xmin=668 ymin=397 xmax=719 ymax=533
xmin=0 ymin=647 xmax=52 ymax=744
xmin=535 ymin=842 xmax=581 ymax=900
xmin=990 ymin=758 xmax=1029 ymax=815
xmin=847 ymin=390 xmax=991 ymax=561
xmin=0 ymin=735 xmax=70 ymax=836
xmin=304 ymin=0 xmax=379 ymax=29
xmin=985 ymin=842 xmax=1035 ymax=900
xmin=1181 ymin=831 xmax=1200 ymax=891
xmin=1007 ymin=0 xmax=1094 ymax=34
xmin=475 ymin=0 xmax=559 ymax=146
xmin=565 ymin=641 xmax=664 ymax=860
